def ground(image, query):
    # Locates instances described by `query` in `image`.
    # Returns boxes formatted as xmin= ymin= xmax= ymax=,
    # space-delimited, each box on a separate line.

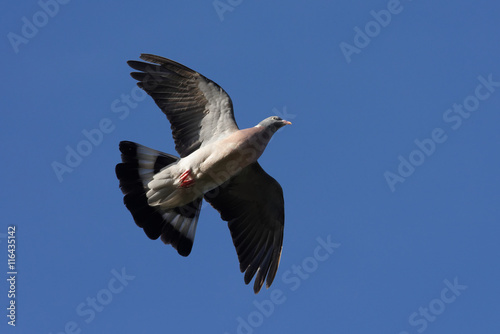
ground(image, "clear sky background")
xmin=2 ymin=1 xmax=500 ymax=333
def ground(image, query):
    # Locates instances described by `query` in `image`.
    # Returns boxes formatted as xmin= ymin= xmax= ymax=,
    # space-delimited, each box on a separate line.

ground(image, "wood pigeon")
xmin=115 ymin=54 xmax=291 ymax=293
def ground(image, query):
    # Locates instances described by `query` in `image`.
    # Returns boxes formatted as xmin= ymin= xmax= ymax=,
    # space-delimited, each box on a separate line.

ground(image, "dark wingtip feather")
xmin=130 ymin=72 xmax=146 ymax=81
xmin=139 ymin=53 xmax=169 ymax=64
xmin=127 ymin=60 xmax=147 ymax=72
xmin=253 ymin=249 xmax=273 ymax=294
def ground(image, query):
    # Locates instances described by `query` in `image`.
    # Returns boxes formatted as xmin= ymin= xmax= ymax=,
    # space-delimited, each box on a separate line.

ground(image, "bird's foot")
xmin=179 ymin=169 xmax=195 ymax=188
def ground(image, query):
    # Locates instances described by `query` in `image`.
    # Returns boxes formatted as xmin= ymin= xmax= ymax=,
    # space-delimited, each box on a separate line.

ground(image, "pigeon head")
xmin=256 ymin=116 xmax=292 ymax=133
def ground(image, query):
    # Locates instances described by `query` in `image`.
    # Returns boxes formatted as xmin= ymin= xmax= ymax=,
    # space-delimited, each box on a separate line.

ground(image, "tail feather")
xmin=116 ymin=141 xmax=202 ymax=256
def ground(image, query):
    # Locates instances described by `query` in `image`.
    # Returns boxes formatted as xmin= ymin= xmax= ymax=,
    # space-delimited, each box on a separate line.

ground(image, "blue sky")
xmin=2 ymin=0 xmax=500 ymax=333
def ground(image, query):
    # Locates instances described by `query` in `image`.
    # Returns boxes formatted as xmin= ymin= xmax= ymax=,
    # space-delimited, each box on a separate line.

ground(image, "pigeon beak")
xmin=282 ymin=120 xmax=292 ymax=125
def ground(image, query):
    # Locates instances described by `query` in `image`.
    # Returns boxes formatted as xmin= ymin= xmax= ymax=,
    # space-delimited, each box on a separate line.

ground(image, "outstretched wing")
xmin=128 ymin=54 xmax=239 ymax=157
xmin=204 ymin=162 xmax=284 ymax=294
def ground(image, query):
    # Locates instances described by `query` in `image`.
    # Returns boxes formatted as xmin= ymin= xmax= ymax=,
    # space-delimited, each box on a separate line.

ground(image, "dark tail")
xmin=115 ymin=141 xmax=202 ymax=256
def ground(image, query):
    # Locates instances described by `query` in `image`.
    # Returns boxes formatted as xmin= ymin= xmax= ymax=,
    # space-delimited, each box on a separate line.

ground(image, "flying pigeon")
xmin=115 ymin=54 xmax=291 ymax=293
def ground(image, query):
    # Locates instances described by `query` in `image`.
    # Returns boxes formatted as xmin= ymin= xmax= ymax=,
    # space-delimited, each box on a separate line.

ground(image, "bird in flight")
xmin=115 ymin=54 xmax=291 ymax=293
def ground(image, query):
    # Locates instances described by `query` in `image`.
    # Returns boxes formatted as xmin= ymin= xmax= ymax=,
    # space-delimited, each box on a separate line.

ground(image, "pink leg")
xmin=179 ymin=169 xmax=195 ymax=188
